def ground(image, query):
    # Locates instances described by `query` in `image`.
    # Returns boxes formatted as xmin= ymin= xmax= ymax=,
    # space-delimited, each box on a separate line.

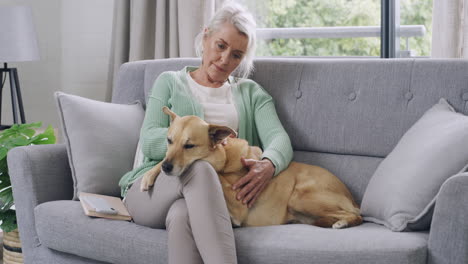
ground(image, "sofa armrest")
xmin=428 ymin=173 xmax=468 ymax=264
xmin=7 ymin=144 xmax=73 ymax=257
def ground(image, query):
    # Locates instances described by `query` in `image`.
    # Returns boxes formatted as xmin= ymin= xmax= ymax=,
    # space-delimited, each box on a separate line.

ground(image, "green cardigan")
xmin=119 ymin=66 xmax=293 ymax=197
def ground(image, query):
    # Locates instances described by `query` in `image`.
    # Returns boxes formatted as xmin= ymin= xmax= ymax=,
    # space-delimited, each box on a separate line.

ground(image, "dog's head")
xmin=161 ymin=106 xmax=236 ymax=176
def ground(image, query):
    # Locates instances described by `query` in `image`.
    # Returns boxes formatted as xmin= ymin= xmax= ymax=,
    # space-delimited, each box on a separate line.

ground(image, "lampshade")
xmin=0 ymin=5 xmax=40 ymax=62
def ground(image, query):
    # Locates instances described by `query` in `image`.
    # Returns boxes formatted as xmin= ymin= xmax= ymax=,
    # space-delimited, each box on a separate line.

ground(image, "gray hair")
xmin=194 ymin=2 xmax=257 ymax=79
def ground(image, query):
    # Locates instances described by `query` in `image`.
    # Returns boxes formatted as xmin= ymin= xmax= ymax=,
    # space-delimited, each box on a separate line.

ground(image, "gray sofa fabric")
xmin=35 ymin=200 xmax=428 ymax=264
xmin=428 ymin=173 xmax=468 ymax=264
xmin=8 ymin=58 xmax=468 ymax=264
xmin=35 ymin=201 xmax=168 ymax=264
xmin=235 ymin=224 xmax=427 ymax=264
xmin=293 ymin=150 xmax=383 ymax=205
xmin=8 ymin=144 xmax=74 ymax=263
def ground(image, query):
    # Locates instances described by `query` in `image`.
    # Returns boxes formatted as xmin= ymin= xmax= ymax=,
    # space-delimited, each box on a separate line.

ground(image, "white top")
xmin=186 ymin=72 xmax=239 ymax=132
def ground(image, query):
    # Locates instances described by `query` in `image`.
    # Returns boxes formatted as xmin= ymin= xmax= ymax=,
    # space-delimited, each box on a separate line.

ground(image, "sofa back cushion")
xmin=252 ymin=59 xmax=468 ymax=156
xmin=293 ymin=150 xmax=382 ymax=206
xmin=113 ymin=58 xmax=468 ymax=203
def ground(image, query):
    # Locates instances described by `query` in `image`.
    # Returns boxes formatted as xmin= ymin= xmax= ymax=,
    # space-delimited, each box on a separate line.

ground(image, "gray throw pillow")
xmin=361 ymin=98 xmax=468 ymax=232
xmin=55 ymin=92 xmax=145 ymax=200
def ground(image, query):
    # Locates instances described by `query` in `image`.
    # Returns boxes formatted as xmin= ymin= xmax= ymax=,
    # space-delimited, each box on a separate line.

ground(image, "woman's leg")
xmin=126 ymin=176 xmax=203 ymax=264
xmin=166 ymin=199 xmax=203 ymax=264
xmin=125 ymin=160 xmax=237 ymax=264
xmin=179 ymin=160 xmax=237 ymax=264
xmin=125 ymin=170 xmax=183 ymax=228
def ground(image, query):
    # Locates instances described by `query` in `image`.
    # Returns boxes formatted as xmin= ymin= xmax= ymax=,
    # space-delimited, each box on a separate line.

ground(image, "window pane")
xmin=399 ymin=0 xmax=433 ymax=57
xmin=237 ymin=0 xmax=381 ymax=57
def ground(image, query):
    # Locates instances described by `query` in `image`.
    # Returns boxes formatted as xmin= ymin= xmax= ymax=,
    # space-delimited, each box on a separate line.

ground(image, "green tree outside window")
xmin=240 ymin=0 xmax=432 ymax=57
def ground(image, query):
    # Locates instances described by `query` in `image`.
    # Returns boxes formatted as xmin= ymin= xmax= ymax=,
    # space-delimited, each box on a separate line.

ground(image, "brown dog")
xmin=140 ymin=107 xmax=362 ymax=229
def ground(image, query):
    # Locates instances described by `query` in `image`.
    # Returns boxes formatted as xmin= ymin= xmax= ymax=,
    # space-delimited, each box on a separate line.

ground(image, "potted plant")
xmin=0 ymin=122 xmax=56 ymax=264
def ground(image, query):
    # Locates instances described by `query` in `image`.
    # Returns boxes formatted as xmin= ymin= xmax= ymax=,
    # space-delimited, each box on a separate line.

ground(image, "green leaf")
xmin=0 ymin=187 xmax=14 ymax=212
xmin=0 ymin=158 xmax=9 ymax=176
xmin=1 ymin=140 xmax=15 ymax=151
xmin=0 ymin=209 xmax=17 ymax=232
xmin=0 ymin=131 xmax=15 ymax=144
xmin=0 ymin=122 xmax=55 ymax=230
xmin=0 ymin=178 xmax=11 ymax=191
xmin=0 ymin=122 xmax=42 ymax=144
xmin=0 ymin=166 xmax=11 ymax=183
xmin=0 ymin=147 xmax=7 ymax=161
xmin=11 ymin=136 xmax=29 ymax=147
xmin=19 ymin=128 xmax=36 ymax=138
xmin=31 ymin=125 xmax=56 ymax=145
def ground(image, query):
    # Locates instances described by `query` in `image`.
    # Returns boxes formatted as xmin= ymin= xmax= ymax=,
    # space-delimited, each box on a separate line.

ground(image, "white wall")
xmin=0 ymin=0 xmax=114 ymax=131
xmin=61 ymin=0 xmax=114 ymax=101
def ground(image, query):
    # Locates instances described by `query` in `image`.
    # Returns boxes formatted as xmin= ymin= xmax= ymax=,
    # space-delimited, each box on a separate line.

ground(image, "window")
xmin=399 ymin=0 xmax=433 ymax=57
xmin=237 ymin=0 xmax=432 ymax=58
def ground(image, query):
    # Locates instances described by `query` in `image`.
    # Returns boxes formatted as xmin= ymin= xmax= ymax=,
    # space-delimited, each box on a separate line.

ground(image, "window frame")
xmin=381 ymin=0 xmax=399 ymax=58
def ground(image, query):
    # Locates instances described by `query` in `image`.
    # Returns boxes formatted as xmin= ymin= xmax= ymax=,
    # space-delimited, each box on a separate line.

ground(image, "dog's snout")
xmin=162 ymin=161 xmax=173 ymax=174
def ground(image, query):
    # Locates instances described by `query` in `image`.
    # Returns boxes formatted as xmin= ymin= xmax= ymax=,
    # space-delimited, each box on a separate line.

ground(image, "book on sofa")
xmin=79 ymin=192 xmax=132 ymax=221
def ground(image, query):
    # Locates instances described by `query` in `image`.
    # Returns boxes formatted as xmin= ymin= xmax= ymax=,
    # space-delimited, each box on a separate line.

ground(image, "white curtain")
xmin=106 ymin=0 xmax=225 ymax=101
xmin=431 ymin=0 xmax=468 ymax=58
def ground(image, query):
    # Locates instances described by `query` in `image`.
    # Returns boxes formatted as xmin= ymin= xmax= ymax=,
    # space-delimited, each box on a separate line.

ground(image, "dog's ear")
xmin=162 ymin=106 xmax=178 ymax=122
xmin=208 ymin=125 xmax=236 ymax=145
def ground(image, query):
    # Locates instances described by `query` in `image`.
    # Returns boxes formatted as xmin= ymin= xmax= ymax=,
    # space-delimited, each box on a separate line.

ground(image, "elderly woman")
xmin=120 ymin=3 xmax=292 ymax=264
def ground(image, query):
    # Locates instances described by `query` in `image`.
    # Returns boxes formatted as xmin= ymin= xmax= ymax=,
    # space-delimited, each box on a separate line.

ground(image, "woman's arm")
xmin=233 ymin=84 xmax=293 ymax=207
xmin=140 ymin=72 xmax=174 ymax=161
xmin=253 ymin=90 xmax=293 ymax=176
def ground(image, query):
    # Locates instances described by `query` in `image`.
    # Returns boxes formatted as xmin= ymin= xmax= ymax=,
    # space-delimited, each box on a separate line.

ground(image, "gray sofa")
xmin=8 ymin=58 xmax=468 ymax=264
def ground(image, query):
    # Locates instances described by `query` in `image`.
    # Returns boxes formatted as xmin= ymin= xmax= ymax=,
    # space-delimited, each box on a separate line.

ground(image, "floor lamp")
xmin=0 ymin=5 xmax=40 ymax=129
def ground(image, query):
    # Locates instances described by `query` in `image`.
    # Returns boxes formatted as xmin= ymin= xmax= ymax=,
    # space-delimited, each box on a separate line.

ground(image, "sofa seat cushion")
xmin=35 ymin=201 xmax=428 ymax=264
xmin=236 ymin=223 xmax=428 ymax=264
xmin=35 ymin=201 xmax=168 ymax=264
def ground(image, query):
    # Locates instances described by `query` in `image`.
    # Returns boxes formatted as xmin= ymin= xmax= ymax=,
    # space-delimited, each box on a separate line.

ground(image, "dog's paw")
xmin=140 ymin=181 xmax=149 ymax=192
xmin=230 ymin=216 xmax=242 ymax=227
xmin=140 ymin=175 xmax=154 ymax=192
xmin=332 ymin=220 xmax=348 ymax=229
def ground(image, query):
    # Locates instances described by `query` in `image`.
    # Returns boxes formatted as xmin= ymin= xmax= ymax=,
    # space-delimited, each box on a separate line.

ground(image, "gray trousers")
xmin=125 ymin=160 xmax=237 ymax=264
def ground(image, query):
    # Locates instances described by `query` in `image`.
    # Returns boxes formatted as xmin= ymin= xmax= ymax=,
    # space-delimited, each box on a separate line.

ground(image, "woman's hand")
xmin=232 ymin=158 xmax=275 ymax=208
